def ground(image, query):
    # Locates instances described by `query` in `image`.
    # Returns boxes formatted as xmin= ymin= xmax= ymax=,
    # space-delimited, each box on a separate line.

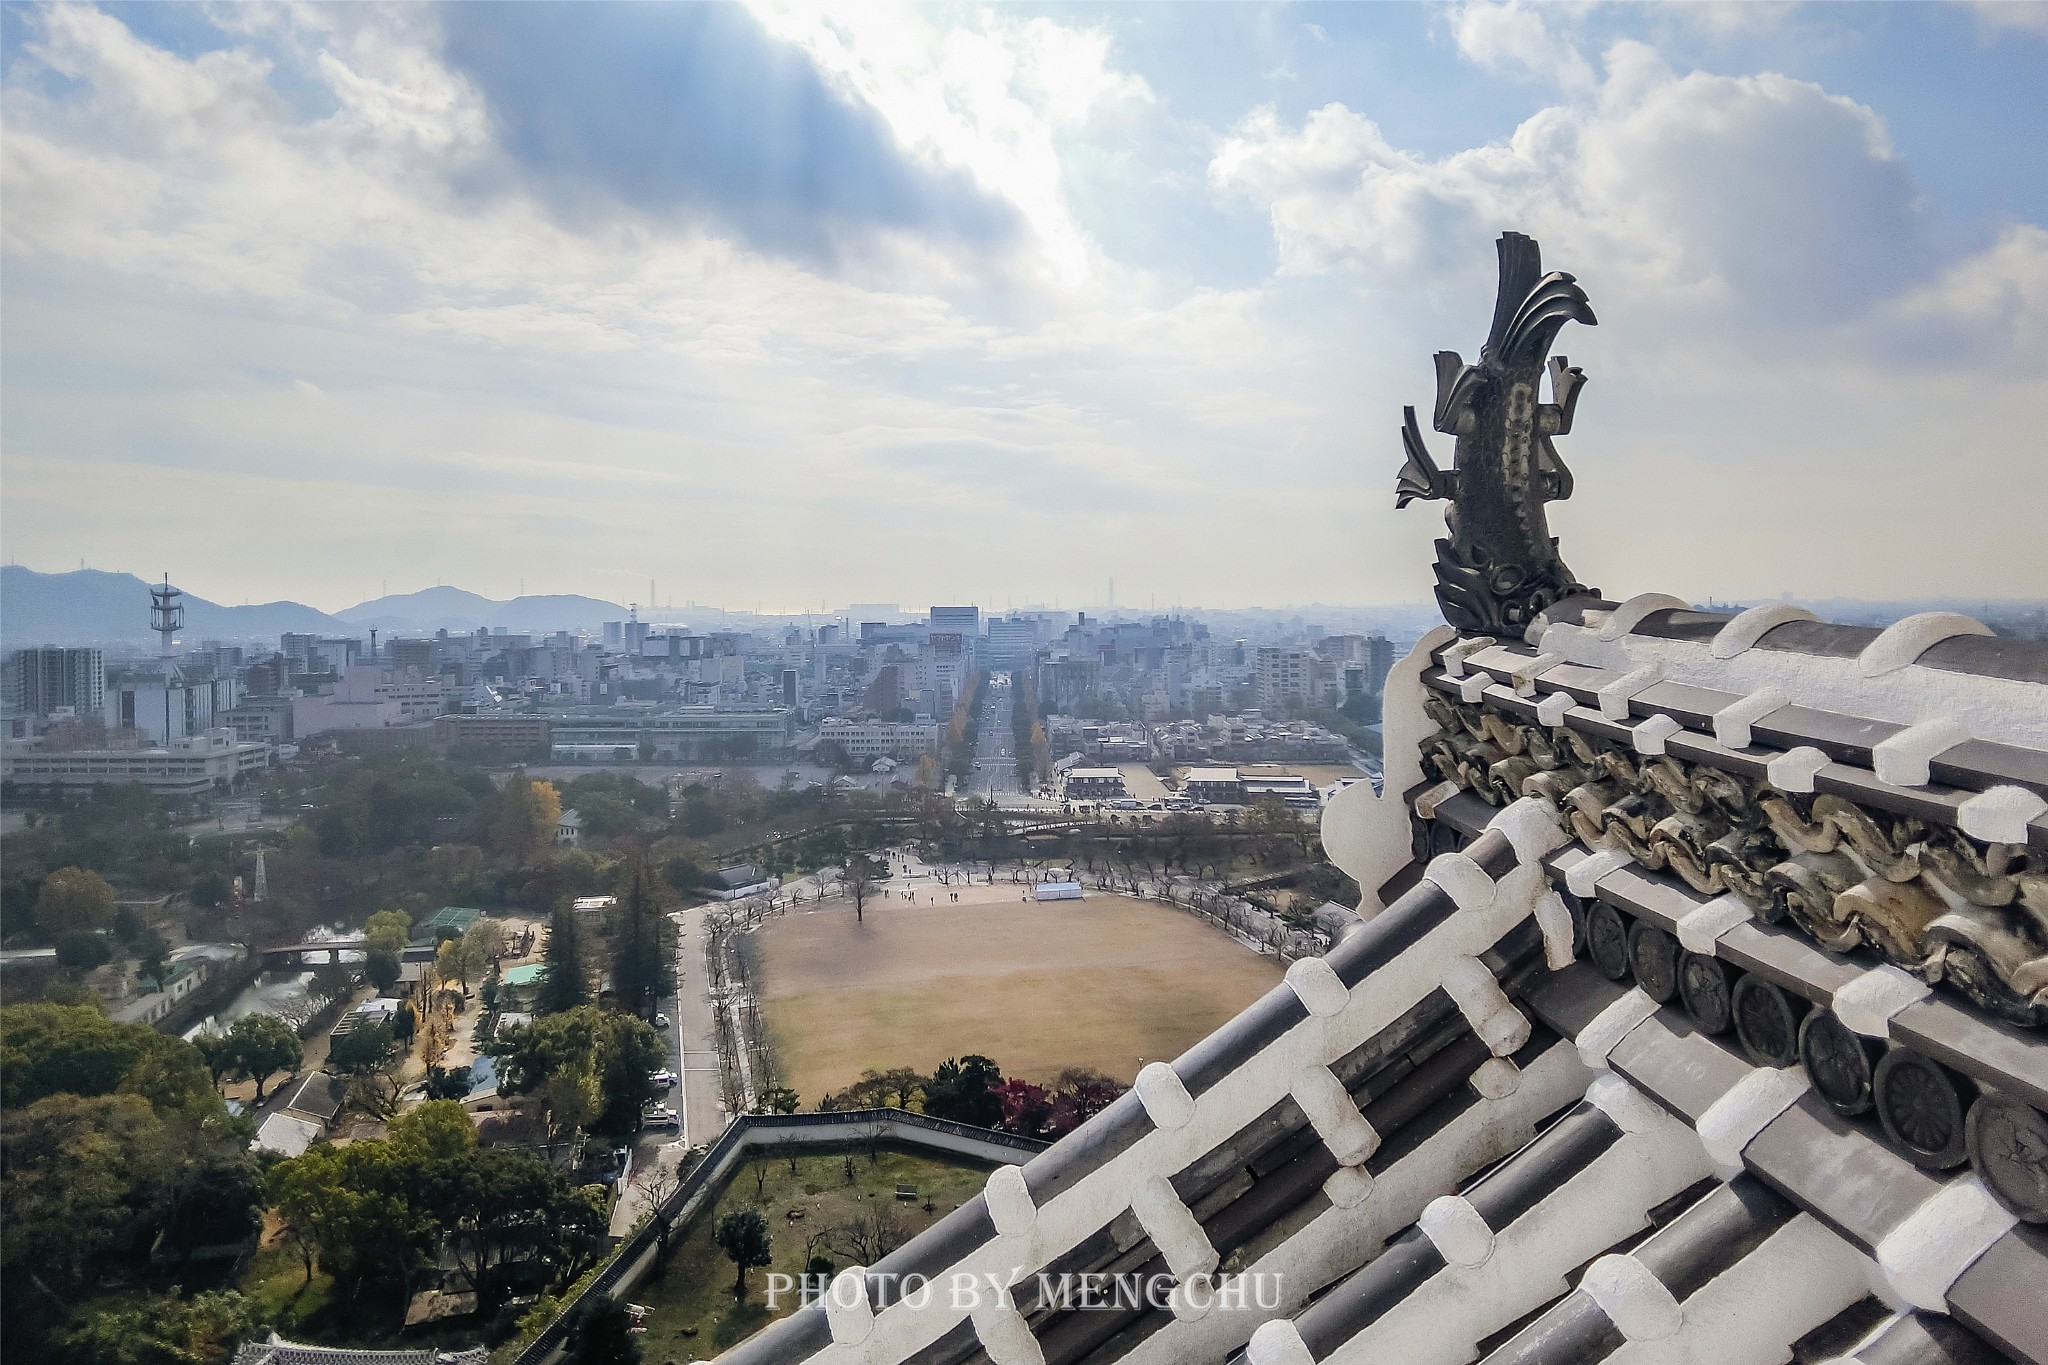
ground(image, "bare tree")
xmin=829 ymin=1204 xmax=910 ymax=1263
xmin=844 ymin=853 xmax=884 ymax=924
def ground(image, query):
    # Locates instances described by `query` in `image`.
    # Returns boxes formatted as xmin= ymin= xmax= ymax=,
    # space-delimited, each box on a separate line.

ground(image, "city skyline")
xmin=4 ymin=2 xmax=2046 ymax=611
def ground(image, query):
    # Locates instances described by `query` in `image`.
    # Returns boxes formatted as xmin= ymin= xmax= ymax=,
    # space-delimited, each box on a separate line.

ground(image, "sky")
xmin=2 ymin=1 xmax=2045 ymax=616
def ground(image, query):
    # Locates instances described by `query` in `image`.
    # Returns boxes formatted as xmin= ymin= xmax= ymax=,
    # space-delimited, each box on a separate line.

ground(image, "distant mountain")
xmin=336 ymin=587 xmax=627 ymax=634
xmin=0 ymin=567 xmax=350 ymax=649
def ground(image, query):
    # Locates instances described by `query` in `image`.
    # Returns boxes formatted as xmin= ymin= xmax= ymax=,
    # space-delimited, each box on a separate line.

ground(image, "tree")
xmin=35 ymin=867 xmax=115 ymax=939
xmin=393 ymin=1000 xmax=417 ymax=1047
xmin=487 ymin=1006 xmax=661 ymax=1138
xmin=363 ymin=909 xmax=411 ymax=954
xmin=537 ymin=906 xmax=588 ymax=1014
xmin=493 ymin=771 xmax=563 ymax=863
xmin=608 ymin=859 xmax=675 ymax=1022
xmin=189 ymin=870 xmax=232 ymax=910
xmin=568 ymin=1295 xmax=642 ymax=1365
xmin=0 ymin=1002 xmax=213 ymax=1112
xmin=389 ymin=1099 xmax=477 ymax=1163
xmin=54 ymin=1289 xmax=255 ymax=1365
xmin=844 ymin=852 xmax=883 ymax=924
xmin=923 ymin=1055 xmax=1003 ymax=1128
xmin=132 ymin=929 xmax=173 ymax=992
xmin=754 ymin=1086 xmax=800 ymax=1114
xmin=993 ymin=1078 xmax=1053 ymax=1138
xmin=224 ymin=1012 xmax=302 ymax=1102
xmin=423 ymin=1064 xmax=472 ymax=1101
xmin=365 ymin=950 xmax=401 ymax=994
xmin=328 ymin=1019 xmax=403 ymax=1116
xmin=55 ymin=930 xmax=112 ymax=972
xmin=715 ymin=1210 xmax=773 ymax=1301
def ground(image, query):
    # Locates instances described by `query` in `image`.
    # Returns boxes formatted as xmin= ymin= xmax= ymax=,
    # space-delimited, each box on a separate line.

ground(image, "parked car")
xmin=654 ymin=1012 xmax=671 ymax=1029
xmin=641 ymin=1103 xmax=680 ymax=1131
xmin=649 ymin=1069 xmax=678 ymax=1089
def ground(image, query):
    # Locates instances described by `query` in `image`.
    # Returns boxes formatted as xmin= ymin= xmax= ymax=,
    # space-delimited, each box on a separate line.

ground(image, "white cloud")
xmin=1971 ymin=1 xmax=2048 ymax=38
xmin=1447 ymin=1 xmax=1597 ymax=91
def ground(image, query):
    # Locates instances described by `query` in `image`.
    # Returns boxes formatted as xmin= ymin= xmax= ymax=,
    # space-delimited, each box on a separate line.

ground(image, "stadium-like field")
xmin=754 ymin=886 xmax=1282 ymax=1105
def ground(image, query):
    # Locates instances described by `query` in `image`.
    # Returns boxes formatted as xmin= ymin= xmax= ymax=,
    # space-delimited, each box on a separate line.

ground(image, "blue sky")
xmin=2 ymin=1 xmax=2043 ymax=613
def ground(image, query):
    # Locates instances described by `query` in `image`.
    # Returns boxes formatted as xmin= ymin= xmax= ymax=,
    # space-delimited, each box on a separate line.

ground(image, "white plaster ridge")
xmin=1413 ymin=779 xmax=1463 ymax=821
xmin=1958 ymin=785 xmax=2048 ymax=845
xmin=1285 ymin=955 xmax=1350 ymax=1018
xmin=1565 ymin=848 xmax=1630 ymax=899
xmin=1418 ymin=1194 xmax=1494 ymax=1268
xmin=1858 ymin=611 xmax=1993 ymax=678
xmin=1425 ymin=851 xmax=1497 ymax=911
xmin=1440 ymin=635 xmax=1498 ymax=679
xmin=1536 ymin=690 xmax=1574 ymax=726
xmin=1766 ymin=745 xmax=1831 ymax=794
xmin=1631 ymin=713 xmax=1683 ymax=755
xmin=1712 ymin=686 xmax=1791 ymax=750
xmin=1247 ymin=1319 xmax=1316 ymax=1365
xmin=1323 ymin=1163 xmax=1375 ymax=1208
xmin=1831 ymin=965 xmax=1931 ymax=1039
xmin=1512 ymin=652 xmax=1567 ymax=697
xmin=1132 ymin=1175 xmax=1221 ymax=1281
xmin=984 ymin=1162 xmax=1037 ymax=1237
xmin=1598 ymin=663 xmax=1664 ymax=720
xmin=1595 ymin=593 xmax=1692 ymax=642
xmin=1710 ymin=602 xmax=1816 ymax=659
xmin=974 ymin=1293 xmax=1048 ymax=1365
xmin=1872 ymin=718 xmax=1971 ymax=787
xmin=1576 ymin=990 xmax=1659 ymax=1072
xmin=825 ymin=1266 xmax=874 ymax=1344
xmin=1585 ymin=1072 xmax=1669 ymax=1134
xmin=1443 ymin=956 xmax=1531 ymax=1056
xmin=1134 ymin=1061 xmax=1196 ymax=1130
xmin=1677 ymin=894 xmax=1753 ymax=955
xmin=1490 ymin=795 xmax=1569 ymax=865
xmin=1696 ymin=1067 xmax=1810 ymax=1179
xmin=1875 ymin=1174 xmax=2016 ymax=1312
xmin=1471 ymin=1056 xmax=1522 ymax=1099
xmin=1292 ymin=1063 xmax=1382 ymax=1166
xmin=1581 ymin=1254 xmax=1683 ymax=1341
xmin=1459 ymin=673 xmax=1490 ymax=703
xmin=1534 ymin=891 xmax=1577 ymax=969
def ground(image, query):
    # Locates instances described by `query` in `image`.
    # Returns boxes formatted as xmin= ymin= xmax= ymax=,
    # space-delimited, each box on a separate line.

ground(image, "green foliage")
xmin=266 ymin=1118 xmax=604 ymax=1318
xmin=53 ymin=1288 xmax=257 ymax=1365
xmin=568 ymin=1295 xmax=643 ymax=1365
xmin=922 ymin=1054 xmax=1004 ymax=1128
xmin=36 ymin=866 xmax=116 ymax=938
xmin=538 ymin=906 xmax=589 ymax=1014
xmin=221 ymin=1013 xmax=303 ymax=1102
xmin=486 ymin=1005 xmax=662 ymax=1138
xmin=0 ymin=1002 xmax=215 ymax=1113
xmin=493 ymin=770 xmax=563 ymax=863
xmin=713 ymin=1210 xmax=773 ymax=1299
xmin=607 ymin=860 xmax=675 ymax=1022
xmin=132 ymin=929 xmax=173 ymax=991
xmin=55 ymin=930 xmax=113 ymax=972
xmin=188 ymin=870 xmax=232 ymax=910
xmin=362 ymin=909 xmax=411 ymax=953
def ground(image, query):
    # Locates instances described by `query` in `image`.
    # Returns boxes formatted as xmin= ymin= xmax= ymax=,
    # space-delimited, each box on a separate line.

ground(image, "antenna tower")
xmin=149 ymin=575 xmax=184 ymax=658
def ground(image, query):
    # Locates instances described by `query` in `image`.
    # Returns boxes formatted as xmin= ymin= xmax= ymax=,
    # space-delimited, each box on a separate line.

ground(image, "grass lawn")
xmin=755 ymin=893 xmax=1281 ymax=1105
xmin=631 ymin=1147 xmax=992 ymax=1360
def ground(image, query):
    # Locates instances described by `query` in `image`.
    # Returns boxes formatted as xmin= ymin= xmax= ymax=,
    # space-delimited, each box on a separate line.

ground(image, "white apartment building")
xmin=1255 ymin=647 xmax=1312 ymax=711
xmin=105 ymin=670 xmax=241 ymax=745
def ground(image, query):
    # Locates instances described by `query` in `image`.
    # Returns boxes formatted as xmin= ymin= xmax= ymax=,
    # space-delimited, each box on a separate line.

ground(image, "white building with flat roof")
xmin=1 ymin=728 xmax=269 ymax=796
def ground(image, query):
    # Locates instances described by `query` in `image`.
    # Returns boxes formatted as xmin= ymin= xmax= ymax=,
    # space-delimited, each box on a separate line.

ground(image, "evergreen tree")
xmin=537 ymin=905 xmax=588 ymax=1015
xmin=608 ymin=859 xmax=675 ymax=1022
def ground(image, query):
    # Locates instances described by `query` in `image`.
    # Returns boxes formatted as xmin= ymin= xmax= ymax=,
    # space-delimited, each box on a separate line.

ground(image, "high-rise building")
xmin=1255 ymin=646 xmax=1312 ymax=711
xmin=986 ymin=617 xmax=1039 ymax=669
xmin=1364 ymin=633 xmax=1395 ymax=694
xmin=929 ymin=605 xmax=980 ymax=636
xmin=12 ymin=647 xmax=104 ymax=718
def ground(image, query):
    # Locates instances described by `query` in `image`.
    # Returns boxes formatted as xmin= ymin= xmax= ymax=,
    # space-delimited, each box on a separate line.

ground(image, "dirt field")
xmin=754 ymin=888 xmax=1282 ymax=1104
xmin=1117 ymin=764 xmax=1171 ymax=799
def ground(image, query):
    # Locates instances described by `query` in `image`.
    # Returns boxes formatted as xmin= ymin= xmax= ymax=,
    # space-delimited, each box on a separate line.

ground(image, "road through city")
xmin=970 ymin=674 xmax=1018 ymax=796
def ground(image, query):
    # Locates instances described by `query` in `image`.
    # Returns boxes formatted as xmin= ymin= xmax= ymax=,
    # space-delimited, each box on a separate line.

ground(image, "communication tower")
xmin=150 ymin=575 xmax=184 ymax=659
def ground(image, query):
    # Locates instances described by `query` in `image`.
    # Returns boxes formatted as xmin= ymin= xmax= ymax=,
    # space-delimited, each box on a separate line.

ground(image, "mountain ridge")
xmin=0 ymin=567 xmax=629 ymax=648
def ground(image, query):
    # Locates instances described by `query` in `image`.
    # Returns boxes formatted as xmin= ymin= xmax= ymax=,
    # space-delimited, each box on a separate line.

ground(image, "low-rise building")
xmin=814 ymin=718 xmax=942 ymax=760
xmin=557 ymin=808 xmax=582 ymax=845
xmin=1063 ymin=767 xmax=1126 ymax=800
xmin=1183 ymin=766 xmax=1244 ymax=804
xmin=0 ymin=728 xmax=270 ymax=796
xmin=435 ymin=712 xmax=550 ymax=751
xmin=710 ymin=864 xmax=776 ymax=900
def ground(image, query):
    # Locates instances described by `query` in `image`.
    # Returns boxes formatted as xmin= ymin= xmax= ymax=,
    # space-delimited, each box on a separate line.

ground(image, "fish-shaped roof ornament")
xmin=1396 ymin=232 xmax=1599 ymax=636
